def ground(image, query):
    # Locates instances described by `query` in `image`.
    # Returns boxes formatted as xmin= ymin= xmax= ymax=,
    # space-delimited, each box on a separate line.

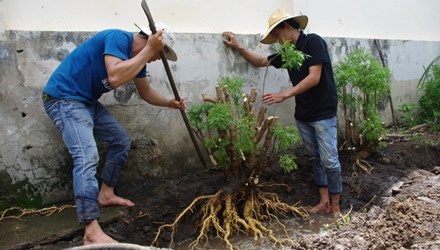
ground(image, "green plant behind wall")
xmin=417 ymin=55 xmax=440 ymax=125
xmin=334 ymin=49 xmax=391 ymax=151
xmin=398 ymin=103 xmax=419 ymax=128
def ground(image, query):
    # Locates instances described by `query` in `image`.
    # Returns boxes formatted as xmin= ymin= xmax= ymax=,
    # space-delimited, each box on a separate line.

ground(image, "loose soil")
xmin=29 ymin=127 xmax=440 ymax=249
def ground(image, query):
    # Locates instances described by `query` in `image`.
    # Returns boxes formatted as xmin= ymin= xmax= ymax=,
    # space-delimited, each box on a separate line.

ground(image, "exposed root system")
xmin=152 ymin=186 xmax=309 ymax=250
xmin=165 ymin=77 xmax=312 ymax=249
xmin=0 ymin=205 xmax=75 ymax=221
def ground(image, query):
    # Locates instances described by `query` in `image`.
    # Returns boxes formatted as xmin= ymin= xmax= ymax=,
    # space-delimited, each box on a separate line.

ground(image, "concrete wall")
xmin=1 ymin=0 xmax=440 ymax=207
xmin=1 ymin=29 xmax=439 ymax=206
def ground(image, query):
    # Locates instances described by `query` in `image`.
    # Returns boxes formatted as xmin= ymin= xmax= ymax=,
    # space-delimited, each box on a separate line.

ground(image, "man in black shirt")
xmin=223 ymin=9 xmax=342 ymax=215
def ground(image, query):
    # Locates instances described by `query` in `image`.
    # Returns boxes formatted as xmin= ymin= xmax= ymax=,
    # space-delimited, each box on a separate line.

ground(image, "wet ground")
xmin=0 ymin=206 xmax=123 ymax=249
xmin=2 ymin=127 xmax=440 ymax=250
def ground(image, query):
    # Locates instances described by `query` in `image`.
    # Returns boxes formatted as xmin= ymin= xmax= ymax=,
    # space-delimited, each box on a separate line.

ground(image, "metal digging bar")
xmin=140 ymin=0 xmax=207 ymax=169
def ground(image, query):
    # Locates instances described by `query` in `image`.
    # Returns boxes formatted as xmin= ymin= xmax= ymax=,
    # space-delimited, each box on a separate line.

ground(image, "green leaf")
xmin=279 ymin=154 xmax=297 ymax=173
xmin=277 ymin=41 xmax=308 ymax=70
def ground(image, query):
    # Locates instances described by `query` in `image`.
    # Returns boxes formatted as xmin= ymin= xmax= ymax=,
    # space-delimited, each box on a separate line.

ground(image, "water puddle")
xmin=174 ymin=213 xmax=336 ymax=250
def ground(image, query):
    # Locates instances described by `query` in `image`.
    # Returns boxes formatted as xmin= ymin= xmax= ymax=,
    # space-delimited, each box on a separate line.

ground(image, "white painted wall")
xmin=299 ymin=0 xmax=440 ymax=41
xmin=2 ymin=0 xmax=440 ymax=41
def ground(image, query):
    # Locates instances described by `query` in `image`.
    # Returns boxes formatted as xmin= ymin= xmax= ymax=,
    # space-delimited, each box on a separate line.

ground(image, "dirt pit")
xmin=29 ymin=128 xmax=440 ymax=249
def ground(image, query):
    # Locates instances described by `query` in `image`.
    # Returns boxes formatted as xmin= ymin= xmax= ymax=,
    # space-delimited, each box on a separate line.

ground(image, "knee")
xmin=120 ymin=135 xmax=131 ymax=151
xmin=322 ymin=157 xmax=341 ymax=172
xmin=106 ymin=133 xmax=131 ymax=165
xmin=76 ymin=146 xmax=99 ymax=166
xmin=112 ymin=133 xmax=131 ymax=153
xmin=309 ymin=153 xmax=320 ymax=162
xmin=121 ymin=135 xmax=131 ymax=148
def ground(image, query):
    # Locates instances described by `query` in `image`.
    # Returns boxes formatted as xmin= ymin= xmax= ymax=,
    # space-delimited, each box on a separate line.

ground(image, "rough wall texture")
xmin=0 ymin=30 xmax=439 ymax=208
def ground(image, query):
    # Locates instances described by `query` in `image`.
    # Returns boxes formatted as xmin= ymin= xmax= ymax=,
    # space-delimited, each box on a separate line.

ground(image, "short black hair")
xmin=275 ymin=19 xmax=300 ymax=30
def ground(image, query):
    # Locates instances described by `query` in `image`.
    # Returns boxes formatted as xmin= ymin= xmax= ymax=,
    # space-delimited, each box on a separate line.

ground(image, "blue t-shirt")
xmin=44 ymin=29 xmax=147 ymax=104
xmin=268 ymin=32 xmax=338 ymax=122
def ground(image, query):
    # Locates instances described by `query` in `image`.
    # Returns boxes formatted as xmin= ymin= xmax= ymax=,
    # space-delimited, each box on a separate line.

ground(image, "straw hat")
xmin=260 ymin=9 xmax=308 ymax=44
xmin=134 ymin=22 xmax=177 ymax=61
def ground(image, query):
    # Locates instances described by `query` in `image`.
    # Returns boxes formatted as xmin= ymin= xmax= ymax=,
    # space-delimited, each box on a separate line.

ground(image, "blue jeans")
xmin=43 ymin=98 xmax=131 ymax=224
xmin=296 ymin=116 xmax=342 ymax=194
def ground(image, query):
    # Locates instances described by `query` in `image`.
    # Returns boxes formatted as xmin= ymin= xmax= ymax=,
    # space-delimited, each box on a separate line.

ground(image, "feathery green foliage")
xmin=217 ymin=76 xmax=245 ymax=105
xmin=187 ymin=103 xmax=214 ymax=130
xmin=278 ymin=41 xmax=308 ymax=70
xmin=206 ymin=104 xmax=232 ymax=130
xmin=334 ymin=49 xmax=391 ymax=148
xmin=418 ymin=56 xmax=440 ymax=125
xmin=188 ymin=76 xmax=300 ymax=171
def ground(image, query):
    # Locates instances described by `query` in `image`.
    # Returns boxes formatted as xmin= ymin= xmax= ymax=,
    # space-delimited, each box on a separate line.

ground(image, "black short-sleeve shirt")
xmin=268 ymin=32 xmax=338 ymax=122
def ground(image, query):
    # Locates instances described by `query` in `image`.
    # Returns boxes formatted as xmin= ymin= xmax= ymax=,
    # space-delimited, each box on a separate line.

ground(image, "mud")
xmin=13 ymin=128 xmax=440 ymax=249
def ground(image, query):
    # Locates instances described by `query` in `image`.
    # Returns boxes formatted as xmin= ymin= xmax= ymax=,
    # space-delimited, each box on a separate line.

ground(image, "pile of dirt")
xmin=292 ymin=173 xmax=440 ymax=249
xmin=23 ymin=128 xmax=440 ymax=249
xmin=288 ymin=128 xmax=440 ymax=250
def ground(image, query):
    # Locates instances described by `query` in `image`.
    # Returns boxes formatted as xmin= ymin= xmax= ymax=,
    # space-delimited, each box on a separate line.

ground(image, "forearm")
xmin=141 ymin=88 xmax=173 ymax=107
xmin=283 ymin=74 xmax=320 ymax=98
xmin=284 ymin=64 xmax=322 ymax=98
xmin=134 ymin=79 xmax=172 ymax=107
xmin=222 ymin=31 xmax=269 ymax=67
xmin=235 ymin=47 xmax=269 ymax=67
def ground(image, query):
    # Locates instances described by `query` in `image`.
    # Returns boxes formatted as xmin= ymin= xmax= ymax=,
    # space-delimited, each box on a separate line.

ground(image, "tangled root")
xmin=353 ymin=158 xmax=374 ymax=174
xmin=0 ymin=205 xmax=75 ymax=221
xmin=152 ymin=188 xmax=309 ymax=250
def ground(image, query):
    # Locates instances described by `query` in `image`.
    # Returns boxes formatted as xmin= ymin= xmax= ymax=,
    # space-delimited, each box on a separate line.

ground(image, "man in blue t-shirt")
xmin=42 ymin=23 xmax=184 ymax=245
xmin=222 ymin=9 xmax=342 ymax=215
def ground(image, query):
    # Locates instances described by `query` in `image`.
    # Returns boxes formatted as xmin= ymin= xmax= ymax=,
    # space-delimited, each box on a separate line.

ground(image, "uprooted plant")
xmin=334 ymin=48 xmax=391 ymax=173
xmin=153 ymin=42 xmax=308 ymax=249
xmin=152 ymin=76 xmax=309 ymax=249
xmin=151 ymin=41 xmax=311 ymax=250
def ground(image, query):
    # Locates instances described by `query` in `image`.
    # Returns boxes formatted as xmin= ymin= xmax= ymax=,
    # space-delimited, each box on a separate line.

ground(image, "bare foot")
xmin=98 ymin=194 xmax=135 ymax=207
xmin=308 ymin=202 xmax=331 ymax=214
xmin=98 ymin=184 xmax=135 ymax=207
xmin=329 ymin=193 xmax=341 ymax=215
xmin=83 ymin=234 xmax=117 ymax=245
xmin=83 ymin=220 xmax=118 ymax=245
xmin=331 ymin=203 xmax=340 ymax=215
